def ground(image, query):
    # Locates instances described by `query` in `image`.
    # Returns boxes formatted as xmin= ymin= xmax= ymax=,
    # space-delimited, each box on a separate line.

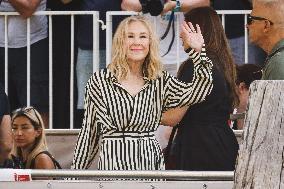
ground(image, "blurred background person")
xmin=0 ymin=84 xmax=12 ymax=168
xmin=162 ymin=6 xmax=239 ymax=171
xmin=234 ymin=63 xmax=262 ymax=130
xmin=0 ymin=0 xmax=49 ymax=127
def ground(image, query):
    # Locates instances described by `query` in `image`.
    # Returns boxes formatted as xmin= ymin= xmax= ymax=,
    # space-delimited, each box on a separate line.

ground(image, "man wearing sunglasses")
xmin=247 ymin=0 xmax=284 ymax=80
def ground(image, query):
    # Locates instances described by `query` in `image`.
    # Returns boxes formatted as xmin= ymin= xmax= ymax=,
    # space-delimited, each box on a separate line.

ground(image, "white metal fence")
xmin=0 ymin=11 xmax=101 ymax=129
xmin=0 ymin=10 xmax=251 ymax=129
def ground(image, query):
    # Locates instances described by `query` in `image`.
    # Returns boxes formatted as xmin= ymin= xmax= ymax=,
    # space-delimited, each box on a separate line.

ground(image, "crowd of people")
xmin=0 ymin=0 xmax=283 ymax=177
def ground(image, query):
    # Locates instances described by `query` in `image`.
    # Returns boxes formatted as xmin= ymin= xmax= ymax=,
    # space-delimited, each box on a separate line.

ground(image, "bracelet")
xmin=173 ymin=0 xmax=181 ymax=12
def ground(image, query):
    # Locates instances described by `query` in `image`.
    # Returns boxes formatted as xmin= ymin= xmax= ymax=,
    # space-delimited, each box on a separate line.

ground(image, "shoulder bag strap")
xmin=164 ymin=124 xmax=179 ymax=163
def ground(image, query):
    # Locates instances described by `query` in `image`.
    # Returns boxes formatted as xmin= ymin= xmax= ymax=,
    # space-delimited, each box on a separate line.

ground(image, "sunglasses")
xmin=247 ymin=15 xmax=274 ymax=25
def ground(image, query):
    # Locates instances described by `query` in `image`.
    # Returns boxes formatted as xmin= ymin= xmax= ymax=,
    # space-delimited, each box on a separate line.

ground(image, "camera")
xmin=139 ymin=0 xmax=166 ymax=16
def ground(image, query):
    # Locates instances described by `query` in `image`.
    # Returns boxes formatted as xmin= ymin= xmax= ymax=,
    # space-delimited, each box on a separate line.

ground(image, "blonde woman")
xmin=72 ymin=15 xmax=213 ymax=171
xmin=11 ymin=107 xmax=59 ymax=169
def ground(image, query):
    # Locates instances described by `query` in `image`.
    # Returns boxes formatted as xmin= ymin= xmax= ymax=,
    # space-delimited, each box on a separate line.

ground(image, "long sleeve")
xmin=163 ymin=44 xmax=213 ymax=111
xmin=71 ymin=75 xmax=103 ymax=169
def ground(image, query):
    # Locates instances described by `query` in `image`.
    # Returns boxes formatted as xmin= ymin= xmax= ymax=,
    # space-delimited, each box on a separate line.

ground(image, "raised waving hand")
xmin=180 ymin=21 xmax=204 ymax=53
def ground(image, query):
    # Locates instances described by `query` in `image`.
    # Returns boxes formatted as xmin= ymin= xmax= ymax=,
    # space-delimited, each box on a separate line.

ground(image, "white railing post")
xmin=49 ymin=15 xmax=53 ymax=129
xmin=27 ymin=18 xmax=31 ymax=107
xmin=176 ymin=13 xmax=181 ymax=71
xmin=222 ymin=14 xmax=225 ymax=31
xmin=4 ymin=15 xmax=8 ymax=94
xmin=93 ymin=12 xmax=100 ymax=73
xmin=70 ymin=14 xmax=75 ymax=129
xmin=106 ymin=12 xmax=113 ymax=66
xmin=244 ymin=14 xmax=248 ymax=64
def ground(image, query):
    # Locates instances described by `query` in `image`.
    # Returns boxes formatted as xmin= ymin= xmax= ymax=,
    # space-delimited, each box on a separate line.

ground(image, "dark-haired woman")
xmin=162 ymin=6 xmax=239 ymax=171
xmin=234 ymin=64 xmax=262 ymax=129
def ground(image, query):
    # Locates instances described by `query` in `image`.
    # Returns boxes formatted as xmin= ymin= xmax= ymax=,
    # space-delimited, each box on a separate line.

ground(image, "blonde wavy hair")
xmin=108 ymin=15 xmax=163 ymax=80
xmin=11 ymin=107 xmax=48 ymax=168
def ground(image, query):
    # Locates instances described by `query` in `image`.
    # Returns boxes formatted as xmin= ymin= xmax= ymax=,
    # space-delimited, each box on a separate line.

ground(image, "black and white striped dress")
xmin=72 ymin=47 xmax=213 ymax=171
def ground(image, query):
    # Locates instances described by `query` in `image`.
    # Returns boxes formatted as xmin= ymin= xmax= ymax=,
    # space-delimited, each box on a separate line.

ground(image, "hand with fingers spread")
xmin=180 ymin=21 xmax=204 ymax=53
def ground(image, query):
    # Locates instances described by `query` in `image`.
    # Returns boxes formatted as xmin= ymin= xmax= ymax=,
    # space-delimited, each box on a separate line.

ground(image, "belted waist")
xmin=102 ymin=131 xmax=155 ymax=139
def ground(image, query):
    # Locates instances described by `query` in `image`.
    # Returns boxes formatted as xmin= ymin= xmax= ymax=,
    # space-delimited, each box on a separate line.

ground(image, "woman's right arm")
xmin=71 ymin=75 xmax=102 ymax=169
xmin=161 ymin=106 xmax=188 ymax=127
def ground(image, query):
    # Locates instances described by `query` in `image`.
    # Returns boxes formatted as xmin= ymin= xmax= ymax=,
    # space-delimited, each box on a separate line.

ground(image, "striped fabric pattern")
xmin=71 ymin=46 xmax=213 ymax=171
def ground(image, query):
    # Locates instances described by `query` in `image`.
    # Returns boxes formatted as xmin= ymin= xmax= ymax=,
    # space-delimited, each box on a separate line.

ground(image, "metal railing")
xmin=0 ymin=180 xmax=234 ymax=189
xmin=0 ymin=10 xmax=251 ymax=129
xmin=30 ymin=169 xmax=234 ymax=180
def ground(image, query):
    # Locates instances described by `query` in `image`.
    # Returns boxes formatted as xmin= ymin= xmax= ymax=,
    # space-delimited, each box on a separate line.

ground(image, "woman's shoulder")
xmin=160 ymin=70 xmax=175 ymax=79
xmin=87 ymin=69 xmax=110 ymax=85
xmin=90 ymin=69 xmax=109 ymax=79
xmin=34 ymin=151 xmax=55 ymax=169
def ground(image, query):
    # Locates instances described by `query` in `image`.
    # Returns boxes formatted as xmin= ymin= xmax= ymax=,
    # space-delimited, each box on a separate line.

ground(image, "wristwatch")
xmin=173 ymin=0 xmax=181 ymax=12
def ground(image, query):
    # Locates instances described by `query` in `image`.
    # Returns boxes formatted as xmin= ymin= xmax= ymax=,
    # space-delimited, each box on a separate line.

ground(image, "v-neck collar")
xmin=106 ymin=69 xmax=152 ymax=98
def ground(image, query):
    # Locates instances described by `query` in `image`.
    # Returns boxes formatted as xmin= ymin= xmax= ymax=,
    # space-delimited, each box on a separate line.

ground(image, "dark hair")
xmin=236 ymin=64 xmax=262 ymax=89
xmin=184 ymin=6 xmax=239 ymax=107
